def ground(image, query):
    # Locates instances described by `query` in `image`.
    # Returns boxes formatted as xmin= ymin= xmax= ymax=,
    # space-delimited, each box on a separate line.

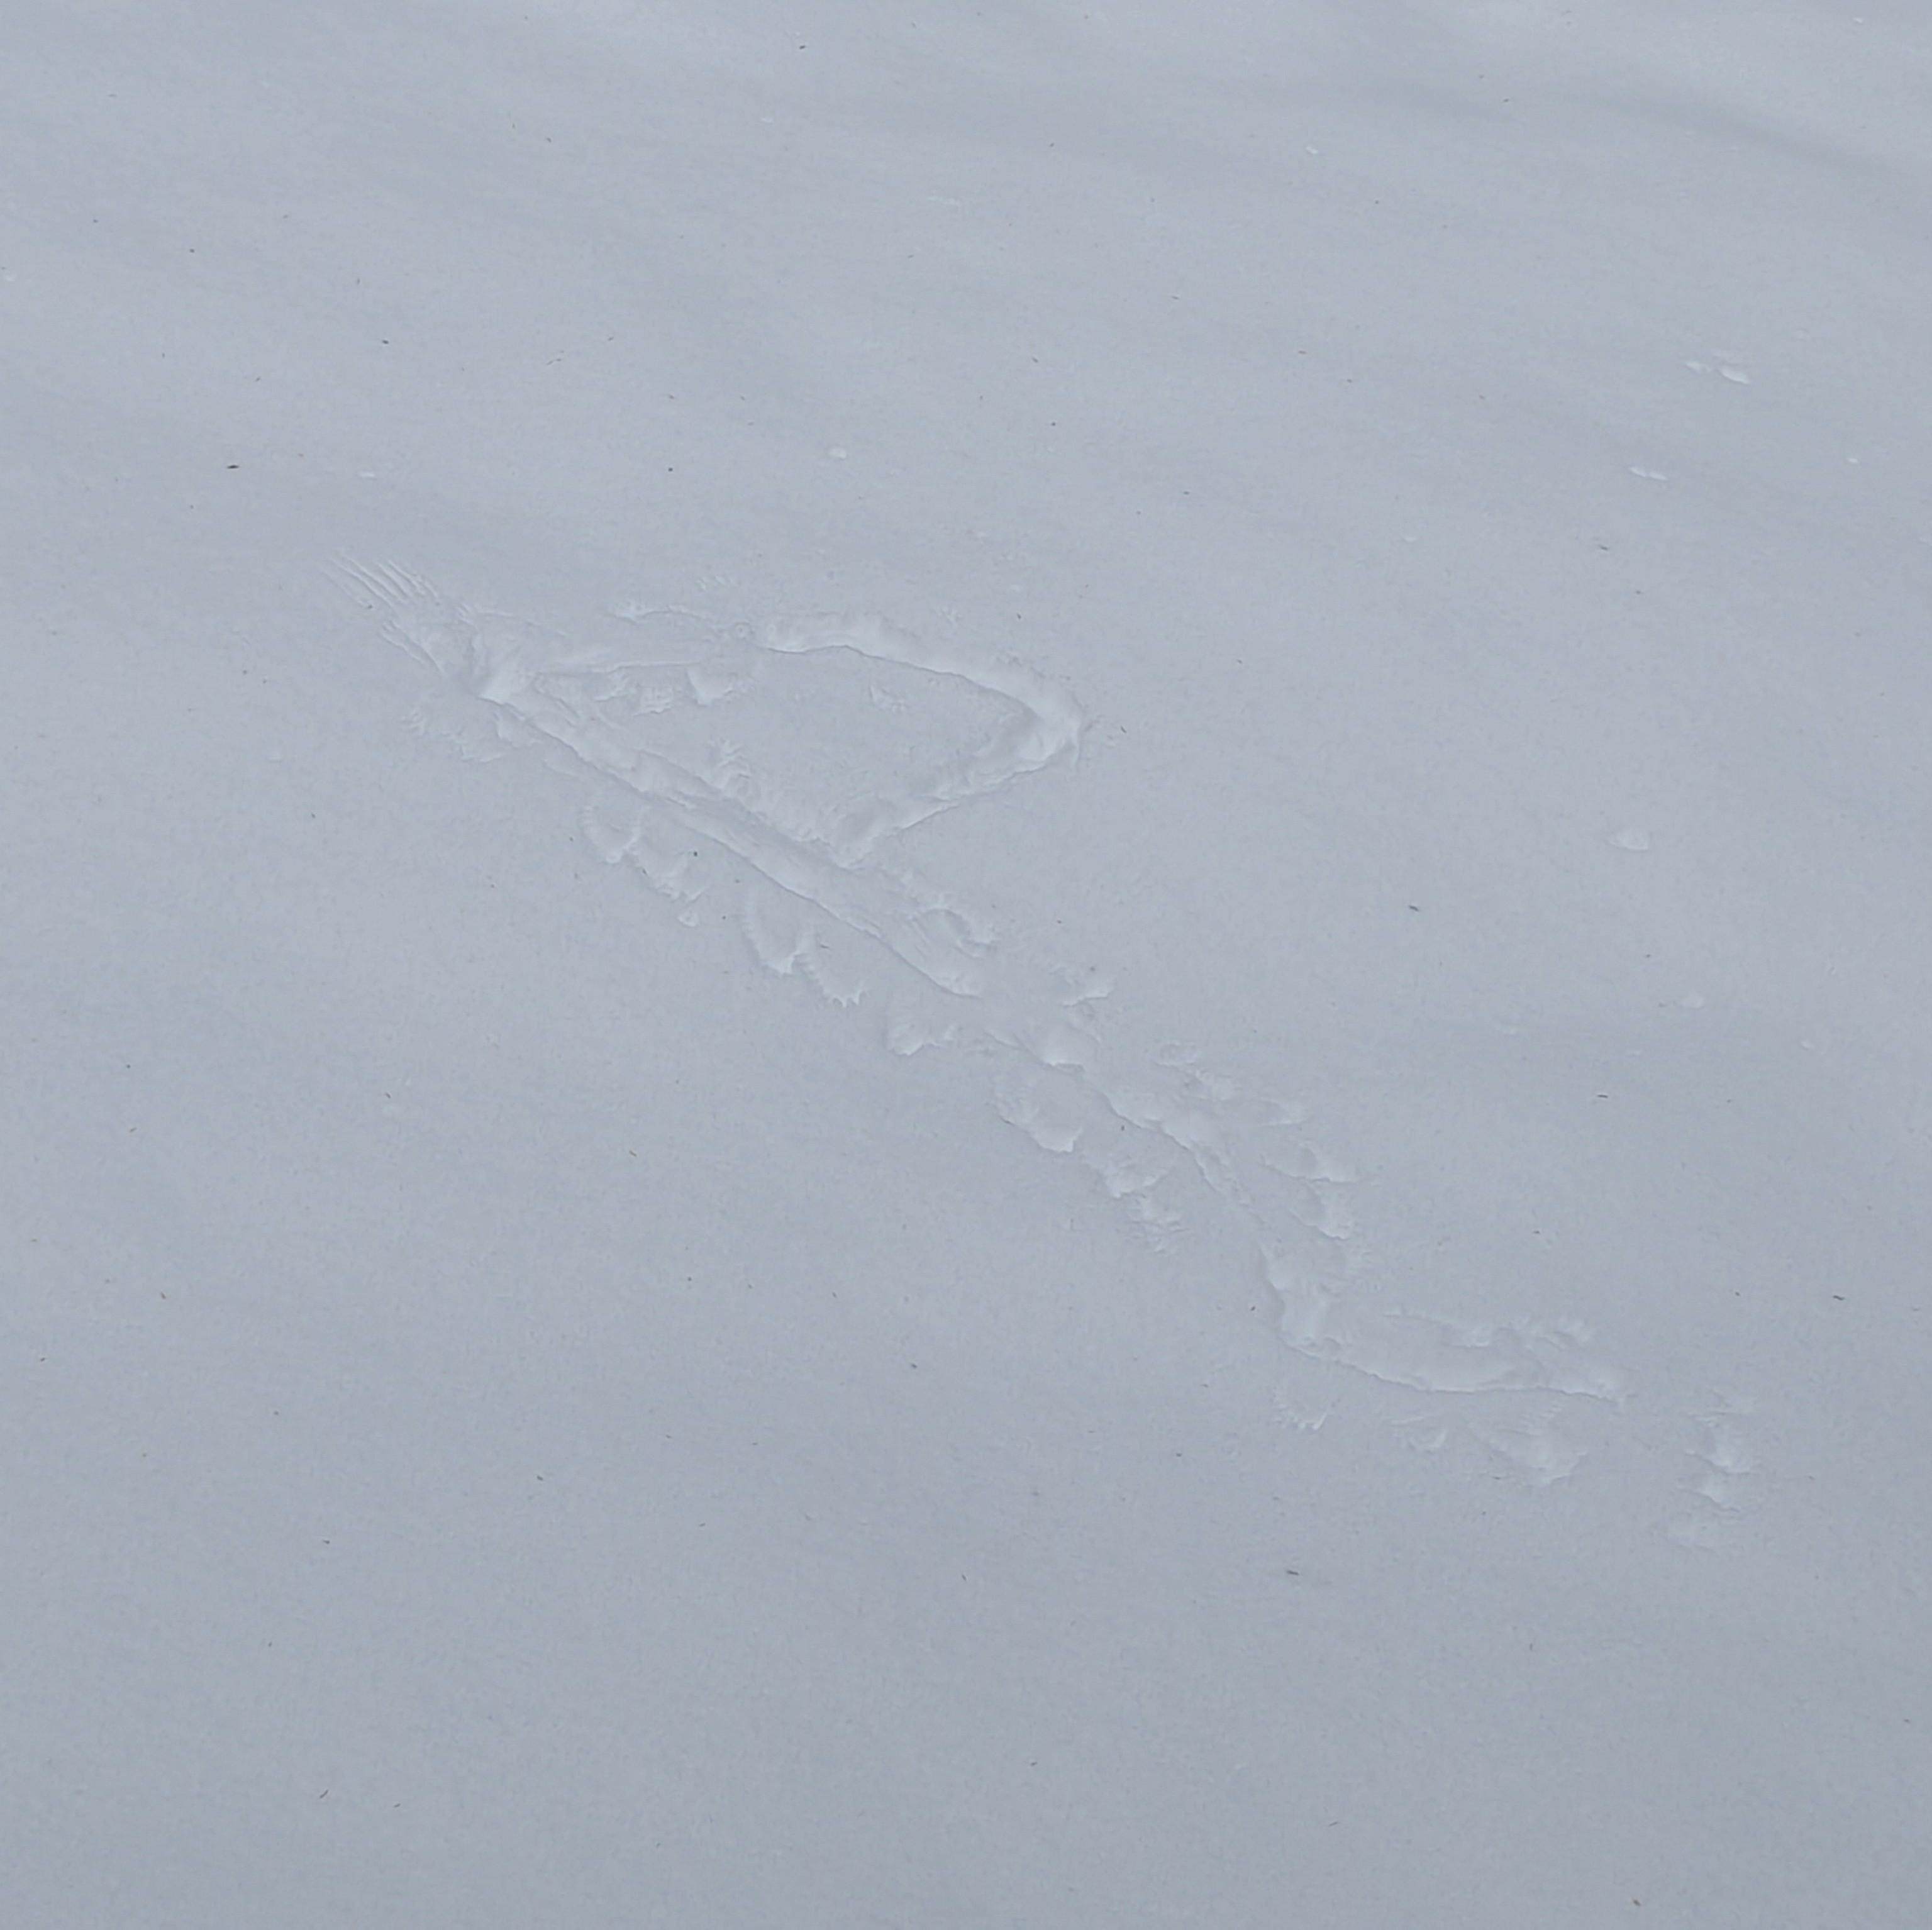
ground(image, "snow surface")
xmin=6 ymin=3 xmax=1931 ymax=1923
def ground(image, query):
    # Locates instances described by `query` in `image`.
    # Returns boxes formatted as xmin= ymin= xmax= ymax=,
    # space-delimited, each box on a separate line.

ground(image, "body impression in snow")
xmin=341 ymin=562 xmax=1751 ymax=1534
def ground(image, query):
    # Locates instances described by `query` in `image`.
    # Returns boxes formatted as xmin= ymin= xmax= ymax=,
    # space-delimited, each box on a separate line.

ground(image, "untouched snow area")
xmin=6 ymin=3 xmax=1931 ymax=1922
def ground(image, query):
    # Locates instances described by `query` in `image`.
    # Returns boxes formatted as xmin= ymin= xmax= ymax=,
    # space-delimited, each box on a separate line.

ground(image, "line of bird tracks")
xmin=340 ymin=559 xmax=1757 ymax=1543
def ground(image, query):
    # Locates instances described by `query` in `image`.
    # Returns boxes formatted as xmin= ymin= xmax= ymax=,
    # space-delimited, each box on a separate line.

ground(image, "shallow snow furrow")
xmin=341 ymin=562 xmax=1733 ymax=1500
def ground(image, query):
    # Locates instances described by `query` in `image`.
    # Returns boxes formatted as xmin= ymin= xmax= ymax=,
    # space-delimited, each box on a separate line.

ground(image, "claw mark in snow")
xmin=341 ymin=562 xmax=1651 ymax=1490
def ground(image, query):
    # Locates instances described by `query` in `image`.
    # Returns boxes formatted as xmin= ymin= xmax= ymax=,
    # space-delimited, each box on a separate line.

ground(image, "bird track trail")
xmin=338 ymin=560 xmax=1754 ymax=1534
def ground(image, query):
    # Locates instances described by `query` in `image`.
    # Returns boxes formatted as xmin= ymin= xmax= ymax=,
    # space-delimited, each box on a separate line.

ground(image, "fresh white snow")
xmin=5 ymin=3 xmax=1930 ymax=1923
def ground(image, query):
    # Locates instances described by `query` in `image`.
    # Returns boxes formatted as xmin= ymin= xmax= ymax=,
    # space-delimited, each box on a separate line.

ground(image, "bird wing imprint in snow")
xmin=339 ymin=560 xmax=1750 ymax=1529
